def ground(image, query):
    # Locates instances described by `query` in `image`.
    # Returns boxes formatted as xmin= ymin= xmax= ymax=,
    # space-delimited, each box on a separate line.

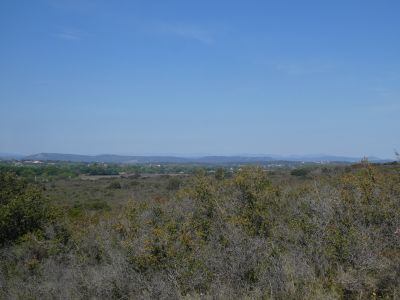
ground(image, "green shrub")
xmin=166 ymin=177 xmax=181 ymax=191
xmin=85 ymin=199 xmax=111 ymax=211
xmin=1 ymin=163 xmax=399 ymax=299
xmin=0 ymin=173 xmax=51 ymax=244
xmin=107 ymin=181 xmax=122 ymax=189
xmin=215 ymin=168 xmax=225 ymax=180
xmin=290 ymin=167 xmax=311 ymax=177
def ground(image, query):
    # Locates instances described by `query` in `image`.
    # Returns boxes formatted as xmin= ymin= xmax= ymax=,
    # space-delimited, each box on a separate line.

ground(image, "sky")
xmin=0 ymin=0 xmax=399 ymax=158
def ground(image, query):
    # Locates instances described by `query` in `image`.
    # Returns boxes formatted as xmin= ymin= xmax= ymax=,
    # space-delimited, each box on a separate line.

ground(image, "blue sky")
xmin=0 ymin=0 xmax=399 ymax=157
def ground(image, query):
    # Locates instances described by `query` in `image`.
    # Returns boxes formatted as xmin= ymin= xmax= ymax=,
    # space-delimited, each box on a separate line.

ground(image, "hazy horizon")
xmin=1 ymin=151 xmax=392 ymax=160
xmin=1 ymin=1 xmax=399 ymax=157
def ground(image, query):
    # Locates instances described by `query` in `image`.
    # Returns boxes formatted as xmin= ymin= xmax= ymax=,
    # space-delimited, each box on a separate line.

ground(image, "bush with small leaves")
xmin=107 ymin=181 xmax=122 ymax=189
xmin=0 ymin=173 xmax=51 ymax=244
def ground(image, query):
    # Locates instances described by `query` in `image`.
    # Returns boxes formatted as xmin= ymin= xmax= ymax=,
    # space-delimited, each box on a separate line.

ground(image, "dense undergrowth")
xmin=0 ymin=162 xmax=399 ymax=299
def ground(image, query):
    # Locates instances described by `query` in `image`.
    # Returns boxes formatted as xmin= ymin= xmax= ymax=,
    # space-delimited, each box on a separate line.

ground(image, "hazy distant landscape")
xmin=0 ymin=152 xmax=389 ymax=164
xmin=1 ymin=0 xmax=399 ymax=299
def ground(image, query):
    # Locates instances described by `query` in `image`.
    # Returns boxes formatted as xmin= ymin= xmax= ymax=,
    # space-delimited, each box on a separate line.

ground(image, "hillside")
xmin=21 ymin=152 xmax=384 ymax=164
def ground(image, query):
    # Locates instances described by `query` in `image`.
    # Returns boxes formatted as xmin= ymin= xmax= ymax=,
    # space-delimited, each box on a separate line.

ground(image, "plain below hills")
xmin=13 ymin=152 xmax=388 ymax=165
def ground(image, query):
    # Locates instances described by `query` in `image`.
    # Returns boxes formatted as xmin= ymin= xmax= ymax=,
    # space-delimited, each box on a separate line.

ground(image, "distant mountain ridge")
xmin=18 ymin=153 xmax=389 ymax=164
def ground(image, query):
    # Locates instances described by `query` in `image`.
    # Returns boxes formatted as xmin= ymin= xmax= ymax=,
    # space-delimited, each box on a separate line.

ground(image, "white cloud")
xmin=149 ymin=22 xmax=214 ymax=44
xmin=275 ymin=61 xmax=335 ymax=75
xmin=166 ymin=26 xmax=213 ymax=44
xmin=46 ymin=0 xmax=100 ymax=12
xmin=52 ymin=29 xmax=84 ymax=41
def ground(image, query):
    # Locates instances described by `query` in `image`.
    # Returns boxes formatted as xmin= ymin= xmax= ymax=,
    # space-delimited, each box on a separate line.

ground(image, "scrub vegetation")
xmin=0 ymin=161 xmax=399 ymax=299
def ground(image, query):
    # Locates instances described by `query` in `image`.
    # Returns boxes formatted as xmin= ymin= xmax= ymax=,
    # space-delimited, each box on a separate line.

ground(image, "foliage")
xmin=166 ymin=176 xmax=181 ymax=191
xmin=290 ymin=167 xmax=311 ymax=177
xmin=0 ymin=173 xmax=52 ymax=244
xmin=1 ymin=163 xmax=399 ymax=299
xmin=107 ymin=181 xmax=122 ymax=189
